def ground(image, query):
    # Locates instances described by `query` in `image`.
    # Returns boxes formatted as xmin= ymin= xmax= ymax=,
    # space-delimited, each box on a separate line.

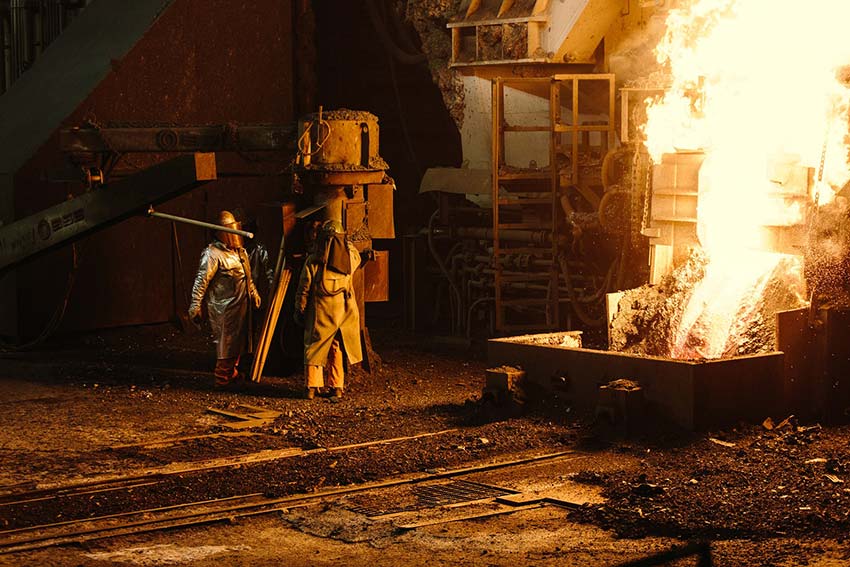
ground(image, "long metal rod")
xmin=146 ymin=206 xmax=254 ymax=239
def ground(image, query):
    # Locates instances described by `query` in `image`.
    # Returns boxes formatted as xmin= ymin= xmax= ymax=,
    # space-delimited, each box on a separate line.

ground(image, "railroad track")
xmin=0 ymin=428 xmax=459 ymax=504
xmin=0 ymin=429 xmax=583 ymax=555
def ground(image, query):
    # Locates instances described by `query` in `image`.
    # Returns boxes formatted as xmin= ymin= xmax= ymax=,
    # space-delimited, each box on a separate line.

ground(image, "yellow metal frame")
xmin=491 ymin=74 xmax=616 ymax=332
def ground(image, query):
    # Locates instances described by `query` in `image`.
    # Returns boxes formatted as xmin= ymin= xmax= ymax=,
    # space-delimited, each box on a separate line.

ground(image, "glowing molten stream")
xmin=643 ymin=0 xmax=850 ymax=359
xmin=671 ymin=253 xmax=804 ymax=359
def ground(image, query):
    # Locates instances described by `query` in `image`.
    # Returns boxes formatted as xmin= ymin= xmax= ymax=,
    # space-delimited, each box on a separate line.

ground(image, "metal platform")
xmin=488 ymin=332 xmax=784 ymax=429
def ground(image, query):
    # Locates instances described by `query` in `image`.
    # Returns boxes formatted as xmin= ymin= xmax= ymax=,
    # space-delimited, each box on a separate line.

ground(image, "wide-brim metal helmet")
xmin=320 ymin=219 xmax=345 ymax=236
xmin=217 ymin=210 xmax=243 ymax=249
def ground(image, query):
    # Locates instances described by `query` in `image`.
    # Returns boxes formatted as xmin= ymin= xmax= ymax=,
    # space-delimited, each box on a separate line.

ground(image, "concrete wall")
xmin=460 ymin=77 xmax=552 ymax=173
xmin=9 ymin=0 xmax=294 ymax=337
xmin=460 ymin=76 xmax=610 ymax=180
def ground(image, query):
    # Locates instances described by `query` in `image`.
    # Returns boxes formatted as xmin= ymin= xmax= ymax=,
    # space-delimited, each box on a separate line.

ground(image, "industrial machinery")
xmin=0 ymin=111 xmax=395 ymax=371
xmin=414 ymin=74 xmax=646 ymax=339
xmin=287 ymin=108 xmax=395 ymax=369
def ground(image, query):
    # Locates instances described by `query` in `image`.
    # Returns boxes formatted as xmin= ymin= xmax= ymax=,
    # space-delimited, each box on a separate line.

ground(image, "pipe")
xmin=466 ymin=297 xmax=494 ymax=339
xmin=1 ymin=15 xmax=9 ymax=93
xmin=558 ymin=255 xmax=607 ymax=327
xmin=453 ymin=226 xmax=551 ymax=245
xmin=146 ymin=207 xmax=254 ymax=239
xmin=33 ymin=5 xmax=41 ymax=57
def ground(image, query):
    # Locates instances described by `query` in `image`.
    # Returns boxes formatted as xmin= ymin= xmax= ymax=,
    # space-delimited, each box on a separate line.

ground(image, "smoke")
xmin=607 ymin=15 xmax=669 ymax=87
xmin=807 ymin=198 xmax=850 ymax=307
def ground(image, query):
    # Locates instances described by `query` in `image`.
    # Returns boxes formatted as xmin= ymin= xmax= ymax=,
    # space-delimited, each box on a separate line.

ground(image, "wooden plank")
xmin=553 ymin=123 xmax=612 ymax=133
xmin=497 ymin=171 xmax=550 ymax=181
xmin=503 ymin=125 xmax=550 ymax=132
xmin=206 ymin=408 xmax=253 ymax=420
xmin=250 ymin=266 xmax=292 ymax=382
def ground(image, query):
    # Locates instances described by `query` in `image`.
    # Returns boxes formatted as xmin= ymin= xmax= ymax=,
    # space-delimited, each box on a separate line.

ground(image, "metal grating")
xmin=348 ymin=480 xmax=515 ymax=517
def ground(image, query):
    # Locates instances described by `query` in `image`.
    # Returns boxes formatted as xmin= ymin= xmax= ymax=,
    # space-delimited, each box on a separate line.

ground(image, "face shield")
xmin=319 ymin=220 xmax=351 ymax=274
xmin=216 ymin=210 xmax=243 ymax=250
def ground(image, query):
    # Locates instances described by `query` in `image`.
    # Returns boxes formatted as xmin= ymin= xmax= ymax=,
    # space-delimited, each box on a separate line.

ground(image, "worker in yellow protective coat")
xmin=189 ymin=210 xmax=261 ymax=387
xmin=294 ymin=220 xmax=371 ymax=400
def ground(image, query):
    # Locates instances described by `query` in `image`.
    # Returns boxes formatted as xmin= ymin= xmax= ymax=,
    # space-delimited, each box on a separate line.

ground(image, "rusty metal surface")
xmin=778 ymin=307 xmax=850 ymax=422
xmin=776 ymin=307 xmax=815 ymax=417
xmin=59 ymin=125 xmax=296 ymax=154
xmin=367 ymin=183 xmax=395 ymax=239
xmin=822 ymin=309 xmax=850 ymax=422
xmin=345 ymin=201 xmax=368 ymax=237
xmin=297 ymin=112 xmax=380 ymax=167
xmin=488 ymin=333 xmax=784 ymax=429
xmin=298 ymin=169 xmax=385 ymax=187
xmin=364 ymin=250 xmax=389 ymax=302
xmin=9 ymin=0 xmax=294 ymax=336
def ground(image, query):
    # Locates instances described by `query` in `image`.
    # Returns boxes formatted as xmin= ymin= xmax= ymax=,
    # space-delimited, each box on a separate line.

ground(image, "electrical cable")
xmin=171 ymin=221 xmax=191 ymax=323
xmin=466 ymin=297 xmax=494 ymax=339
xmin=427 ymin=210 xmax=464 ymax=334
xmin=0 ymin=242 xmax=83 ymax=352
xmin=558 ymin=254 xmax=609 ymax=327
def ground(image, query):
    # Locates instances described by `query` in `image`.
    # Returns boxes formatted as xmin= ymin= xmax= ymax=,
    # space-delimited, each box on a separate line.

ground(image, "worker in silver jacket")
xmin=294 ymin=220 xmax=370 ymax=400
xmin=189 ymin=210 xmax=261 ymax=387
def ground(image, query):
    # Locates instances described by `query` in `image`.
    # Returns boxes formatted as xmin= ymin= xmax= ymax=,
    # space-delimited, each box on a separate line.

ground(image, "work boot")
xmin=305 ymin=387 xmax=317 ymax=400
xmin=331 ymin=387 xmax=343 ymax=400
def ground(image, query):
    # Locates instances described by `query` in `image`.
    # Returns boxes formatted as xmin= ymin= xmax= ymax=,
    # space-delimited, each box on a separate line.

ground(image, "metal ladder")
xmin=491 ymin=74 xmax=615 ymax=333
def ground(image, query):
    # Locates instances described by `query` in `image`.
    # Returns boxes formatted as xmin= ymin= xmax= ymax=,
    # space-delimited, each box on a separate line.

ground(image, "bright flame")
xmin=643 ymin=0 xmax=850 ymax=359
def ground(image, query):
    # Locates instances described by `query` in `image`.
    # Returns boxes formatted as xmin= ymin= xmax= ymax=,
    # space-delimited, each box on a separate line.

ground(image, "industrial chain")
xmin=808 ymin=127 xmax=831 ymax=234
xmin=812 ymin=127 xmax=830 ymax=207
xmin=641 ymin=154 xmax=653 ymax=233
xmin=817 ymin=127 xmax=829 ymax=183
xmin=804 ymin=126 xmax=833 ymax=318
xmin=347 ymin=222 xmax=372 ymax=242
xmin=628 ymin=148 xmax=642 ymax=232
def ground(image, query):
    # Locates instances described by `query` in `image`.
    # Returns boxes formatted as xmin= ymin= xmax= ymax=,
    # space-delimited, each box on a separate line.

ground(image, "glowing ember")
xmin=643 ymin=0 xmax=850 ymax=359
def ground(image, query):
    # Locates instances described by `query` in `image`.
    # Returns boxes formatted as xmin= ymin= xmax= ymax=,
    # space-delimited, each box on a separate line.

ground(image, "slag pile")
xmin=610 ymin=249 xmax=807 ymax=360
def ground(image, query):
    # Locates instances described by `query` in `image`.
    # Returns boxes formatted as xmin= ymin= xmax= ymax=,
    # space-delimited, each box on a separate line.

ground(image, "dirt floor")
xmin=0 ymin=323 xmax=848 ymax=566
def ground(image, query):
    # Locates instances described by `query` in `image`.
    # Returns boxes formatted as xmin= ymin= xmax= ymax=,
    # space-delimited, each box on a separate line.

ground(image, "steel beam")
xmin=0 ymin=153 xmax=217 ymax=275
xmin=59 ymin=125 xmax=296 ymax=153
